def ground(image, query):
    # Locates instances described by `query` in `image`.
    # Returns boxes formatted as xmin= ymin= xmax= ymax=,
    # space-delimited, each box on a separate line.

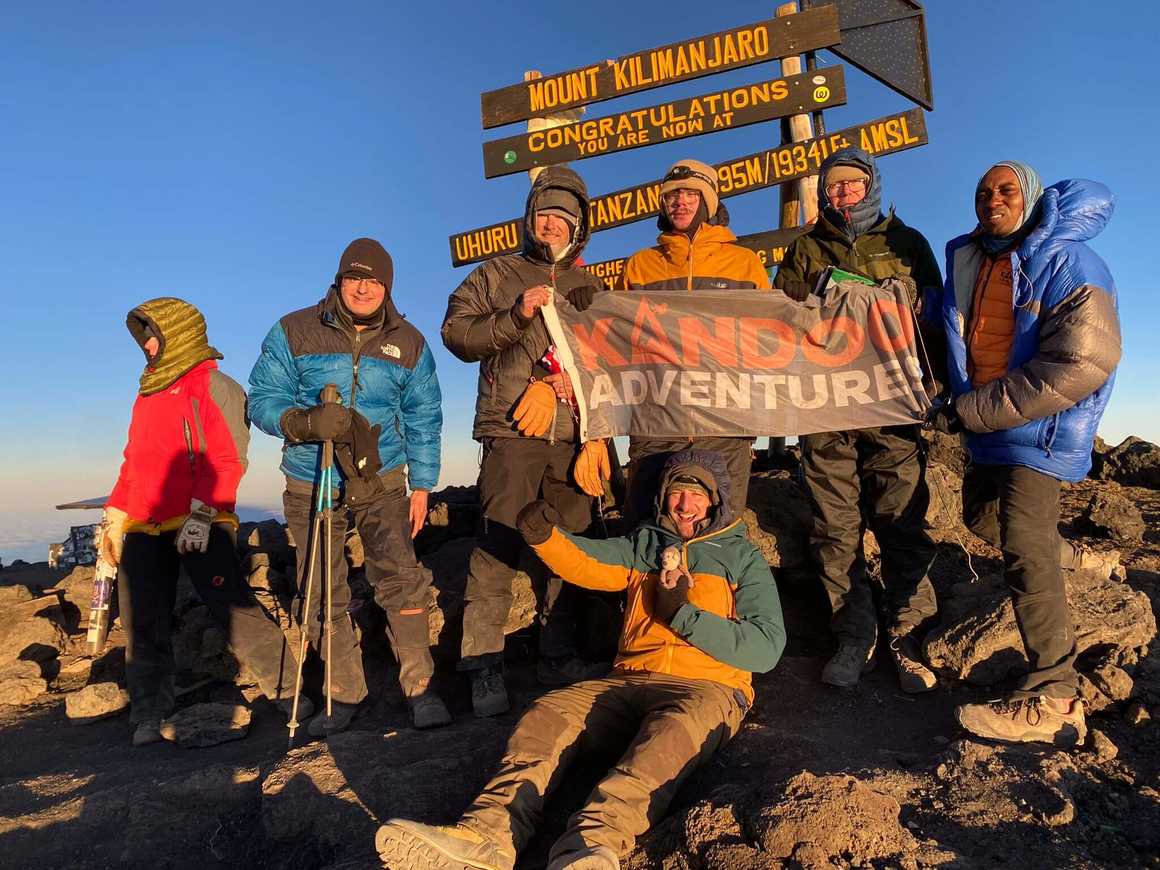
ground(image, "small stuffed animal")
xmin=659 ymin=545 xmax=693 ymax=590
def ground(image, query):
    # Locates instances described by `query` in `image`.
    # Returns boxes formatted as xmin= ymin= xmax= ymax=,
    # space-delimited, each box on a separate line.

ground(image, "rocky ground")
xmin=1 ymin=434 xmax=1158 ymax=869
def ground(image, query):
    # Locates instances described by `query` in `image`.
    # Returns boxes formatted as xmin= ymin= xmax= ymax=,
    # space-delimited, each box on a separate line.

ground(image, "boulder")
xmin=924 ymin=569 xmax=1156 ymax=686
xmin=1078 ymin=489 xmax=1146 ymax=542
xmin=50 ymin=565 xmax=95 ymax=612
xmin=0 ymin=584 xmax=34 ymax=605
xmin=0 ymin=660 xmax=48 ymax=707
xmin=744 ymin=471 xmax=813 ymax=582
xmin=0 ymin=594 xmax=76 ymax=665
xmin=1092 ymin=436 xmax=1160 ymax=489
xmin=65 ymin=682 xmax=130 ymax=723
xmin=751 ymin=772 xmax=919 ymax=865
xmin=926 ymin=429 xmax=968 ymax=475
xmin=159 ymin=702 xmax=251 ymax=747
xmin=261 ymin=720 xmax=509 ymax=851
xmin=924 ymin=462 xmax=966 ymax=532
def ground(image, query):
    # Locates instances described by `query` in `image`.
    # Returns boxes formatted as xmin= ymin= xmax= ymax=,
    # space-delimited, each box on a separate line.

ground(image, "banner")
xmin=543 ymin=281 xmax=932 ymax=441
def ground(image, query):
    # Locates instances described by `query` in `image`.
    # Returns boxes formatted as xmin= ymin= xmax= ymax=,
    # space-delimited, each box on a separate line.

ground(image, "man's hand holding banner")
xmin=542 ymin=278 xmax=933 ymax=441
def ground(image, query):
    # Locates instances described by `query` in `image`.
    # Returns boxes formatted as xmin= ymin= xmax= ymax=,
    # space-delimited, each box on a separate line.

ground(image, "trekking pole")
xmin=318 ymin=384 xmax=340 ymax=724
xmin=286 ymin=383 xmax=340 ymax=747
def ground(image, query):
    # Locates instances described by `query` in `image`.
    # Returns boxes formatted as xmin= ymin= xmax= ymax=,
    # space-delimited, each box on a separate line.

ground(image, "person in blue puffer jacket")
xmin=249 ymin=238 xmax=449 ymax=735
xmin=930 ymin=163 xmax=1122 ymax=747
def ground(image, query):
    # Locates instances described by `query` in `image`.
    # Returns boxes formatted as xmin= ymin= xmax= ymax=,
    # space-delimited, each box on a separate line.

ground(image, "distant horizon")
xmin=4 ymin=426 xmax=1155 ymax=566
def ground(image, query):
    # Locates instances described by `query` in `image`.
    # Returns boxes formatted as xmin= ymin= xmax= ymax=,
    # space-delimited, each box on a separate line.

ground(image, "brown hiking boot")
xmin=1068 ymin=543 xmax=1123 ymax=580
xmin=889 ymin=635 xmax=937 ymax=694
xmin=956 ymin=695 xmax=1087 ymax=747
xmin=375 ymin=819 xmax=513 ymax=870
xmin=821 ymin=640 xmax=876 ymax=688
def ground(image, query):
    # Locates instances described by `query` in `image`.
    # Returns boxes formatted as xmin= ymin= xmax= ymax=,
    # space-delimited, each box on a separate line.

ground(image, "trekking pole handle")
xmin=318 ymin=383 xmax=339 ymax=482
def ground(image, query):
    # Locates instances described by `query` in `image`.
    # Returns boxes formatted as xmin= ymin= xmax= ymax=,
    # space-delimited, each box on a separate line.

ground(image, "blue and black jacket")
xmin=249 ymin=288 xmax=442 ymax=490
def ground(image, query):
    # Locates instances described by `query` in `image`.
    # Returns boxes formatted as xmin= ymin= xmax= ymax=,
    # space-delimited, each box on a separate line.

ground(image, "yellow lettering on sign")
xmin=527 ymin=66 xmax=602 ymax=113
xmin=453 ymin=223 xmax=520 ymax=263
xmin=652 ymin=49 xmax=676 ymax=82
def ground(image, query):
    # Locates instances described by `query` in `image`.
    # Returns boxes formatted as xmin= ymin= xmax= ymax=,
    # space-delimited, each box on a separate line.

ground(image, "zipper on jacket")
xmin=548 ymin=263 xmax=558 ymax=445
xmin=350 ymin=331 xmax=365 ymax=410
xmin=182 ymin=418 xmax=196 ymax=474
xmin=687 ymin=235 xmax=695 ymax=291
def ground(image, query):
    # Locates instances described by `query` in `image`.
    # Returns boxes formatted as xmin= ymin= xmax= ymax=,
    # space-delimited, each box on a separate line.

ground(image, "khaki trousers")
xmin=463 ymin=672 xmax=747 ymax=864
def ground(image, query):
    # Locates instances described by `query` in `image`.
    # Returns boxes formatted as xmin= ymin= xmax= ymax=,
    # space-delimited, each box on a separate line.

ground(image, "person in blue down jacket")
xmin=930 ymin=163 xmax=1122 ymax=746
xmin=249 ymin=238 xmax=449 ymax=736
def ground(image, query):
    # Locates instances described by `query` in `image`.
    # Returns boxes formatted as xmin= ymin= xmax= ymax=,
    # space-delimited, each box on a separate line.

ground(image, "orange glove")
xmin=513 ymin=380 xmax=556 ymax=437
xmin=573 ymin=440 xmax=610 ymax=497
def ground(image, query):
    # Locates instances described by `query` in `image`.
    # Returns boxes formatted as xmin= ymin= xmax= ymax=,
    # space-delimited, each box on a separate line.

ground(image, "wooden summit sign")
xmin=451 ymin=108 xmax=927 ymax=266
xmin=482 ymin=66 xmax=846 ymax=179
xmin=585 ymin=227 xmax=808 ymax=291
xmin=480 ymin=6 xmax=840 ymax=128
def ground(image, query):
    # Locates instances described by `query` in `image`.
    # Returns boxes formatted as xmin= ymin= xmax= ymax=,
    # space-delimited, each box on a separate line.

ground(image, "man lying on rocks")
xmin=375 ymin=448 xmax=785 ymax=870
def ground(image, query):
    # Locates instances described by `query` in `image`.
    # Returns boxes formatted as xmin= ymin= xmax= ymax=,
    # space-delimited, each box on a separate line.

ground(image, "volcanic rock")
xmin=1079 ymin=489 xmax=1146 ymax=541
xmin=65 ymin=682 xmax=130 ymax=723
xmin=0 ymin=660 xmax=48 ymax=707
xmin=1092 ymin=436 xmax=1160 ymax=489
xmin=752 ymin=772 xmax=919 ymax=864
xmin=924 ymin=567 xmax=1156 ymax=685
xmin=159 ymin=702 xmax=252 ymax=747
xmin=0 ymin=593 xmax=76 ymax=665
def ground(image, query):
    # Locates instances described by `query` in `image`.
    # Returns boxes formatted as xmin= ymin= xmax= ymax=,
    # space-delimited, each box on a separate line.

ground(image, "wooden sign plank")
xmin=480 ymin=6 xmax=840 ymax=129
xmin=585 ymin=228 xmax=808 ymax=290
xmin=482 ymin=66 xmax=847 ymax=179
xmin=450 ymin=108 xmax=927 ymax=267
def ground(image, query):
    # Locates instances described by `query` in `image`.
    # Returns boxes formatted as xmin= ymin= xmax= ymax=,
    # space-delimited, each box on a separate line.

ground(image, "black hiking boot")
xmin=470 ymin=665 xmax=509 ymax=718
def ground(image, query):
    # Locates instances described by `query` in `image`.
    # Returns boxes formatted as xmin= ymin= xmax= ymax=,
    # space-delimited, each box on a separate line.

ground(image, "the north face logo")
xmin=381 ymin=343 xmax=401 ymax=358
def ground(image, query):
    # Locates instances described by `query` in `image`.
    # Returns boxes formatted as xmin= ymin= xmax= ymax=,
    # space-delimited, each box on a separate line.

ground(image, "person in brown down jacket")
xmin=442 ymin=166 xmax=607 ymax=717
xmin=773 ymin=146 xmax=948 ymax=694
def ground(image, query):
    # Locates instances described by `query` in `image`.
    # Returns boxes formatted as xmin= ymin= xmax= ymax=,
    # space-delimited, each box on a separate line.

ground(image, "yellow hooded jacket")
xmin=617 ymin=224 xmax=771 ymax=292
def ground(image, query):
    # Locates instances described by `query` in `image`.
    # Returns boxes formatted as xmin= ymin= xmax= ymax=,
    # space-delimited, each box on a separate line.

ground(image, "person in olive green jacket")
xmin=773 ymin=146 xmax=946 ymax=694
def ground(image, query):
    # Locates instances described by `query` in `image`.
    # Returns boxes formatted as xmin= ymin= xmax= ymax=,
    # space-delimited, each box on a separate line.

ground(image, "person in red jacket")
xmin=100 ymin=297 xmax=305 ymax=746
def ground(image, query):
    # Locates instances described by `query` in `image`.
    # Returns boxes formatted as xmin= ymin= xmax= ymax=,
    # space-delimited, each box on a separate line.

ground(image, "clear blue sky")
xmin=1 ymin=1 xmax=1156 ymax=561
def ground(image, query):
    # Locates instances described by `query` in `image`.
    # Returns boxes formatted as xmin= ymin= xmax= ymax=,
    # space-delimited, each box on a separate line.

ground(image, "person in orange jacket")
xmin=100 ymin=297 xmax=304 ymax=746
xmin=375 ymin=448 xmax=784 ymax=870
xmin=610 ymin=158 xmax=769 ymax=528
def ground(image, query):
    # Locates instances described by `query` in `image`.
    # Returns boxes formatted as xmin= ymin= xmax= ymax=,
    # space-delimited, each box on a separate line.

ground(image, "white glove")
xmin=175 ymin=499 xmax=217 ymax=554
xmin=98 ymin=507 xmax=128 ymax=567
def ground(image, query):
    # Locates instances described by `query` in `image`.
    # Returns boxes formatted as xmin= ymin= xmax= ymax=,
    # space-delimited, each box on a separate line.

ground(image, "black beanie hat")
xmin=335 ymin=237 xmax=393 ymax=292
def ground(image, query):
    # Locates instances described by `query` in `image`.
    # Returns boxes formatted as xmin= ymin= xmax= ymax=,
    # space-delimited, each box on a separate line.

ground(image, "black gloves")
xmin=281 ymin=403 xmax=352 ymax=443
xmin=653 ymin=573 xmax=693 ymax=624
xmin=566 ymin=284 xmax=598 ymax=312
xmin=516 ymin=499 xmax=563 ymax=545
xmin=924 ymin=398 xmax=963 ymax=435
